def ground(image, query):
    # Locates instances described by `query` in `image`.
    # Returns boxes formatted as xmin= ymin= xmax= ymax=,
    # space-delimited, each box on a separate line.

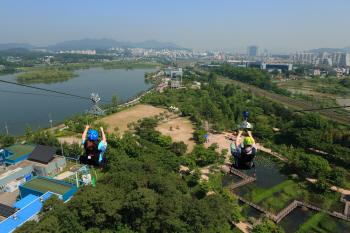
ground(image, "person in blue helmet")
xmin=80 ymin=125 xmax=107 ymax=167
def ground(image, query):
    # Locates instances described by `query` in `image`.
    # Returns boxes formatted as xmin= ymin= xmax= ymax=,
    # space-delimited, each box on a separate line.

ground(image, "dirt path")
xmin=234 ymin=221 xmax=253 ymax=233
xmin=58 ymin=137 xmax=82 ymax=144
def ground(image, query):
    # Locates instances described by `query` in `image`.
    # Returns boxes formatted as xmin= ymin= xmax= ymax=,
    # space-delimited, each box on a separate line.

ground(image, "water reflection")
xmin=17 ymin=77 xmax=73 ymax=85
xmin=277 ymin=208 xmax=314 ymax=233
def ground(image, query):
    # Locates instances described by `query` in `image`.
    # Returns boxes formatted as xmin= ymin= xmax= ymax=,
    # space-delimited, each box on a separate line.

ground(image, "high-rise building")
xmin=317 ymin=51 xmax=327 ymax=59
xmin=294 ymin=52 xmax=315 ymax=62
xmin=339 ymin=53 xmax=350 ymax=67
xmin=247 ymin=46 xmax=258 ymax=57
xmin=332 ymin=51 xmax=342 ymax=66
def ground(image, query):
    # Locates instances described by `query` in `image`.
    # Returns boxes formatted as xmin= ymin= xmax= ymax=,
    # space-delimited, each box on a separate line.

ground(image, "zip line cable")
xmin=0 ymin=90 xmax=83 ymax=99
xmin=0 ymin=79 xmax=113 ymax=102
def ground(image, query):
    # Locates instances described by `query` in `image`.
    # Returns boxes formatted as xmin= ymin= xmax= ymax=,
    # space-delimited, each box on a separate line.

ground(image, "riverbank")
xmin=0 ymin=67 xmax=157 ymax=136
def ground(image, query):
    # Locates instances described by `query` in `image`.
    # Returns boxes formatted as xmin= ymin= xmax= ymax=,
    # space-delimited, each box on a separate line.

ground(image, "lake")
xmin=0 ymin=67 xmax=156 ymax=137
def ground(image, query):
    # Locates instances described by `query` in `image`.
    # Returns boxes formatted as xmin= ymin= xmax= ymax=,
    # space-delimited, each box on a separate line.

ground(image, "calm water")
xmin=0 ymin=67 xmax=156 ymax=136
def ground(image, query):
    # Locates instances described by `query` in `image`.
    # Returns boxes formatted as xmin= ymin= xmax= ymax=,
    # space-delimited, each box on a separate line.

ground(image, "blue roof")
xmin=0 ymin=192 xmax=54 ymax=233
xmin=12 ymin=194 xmax=37 ymax=209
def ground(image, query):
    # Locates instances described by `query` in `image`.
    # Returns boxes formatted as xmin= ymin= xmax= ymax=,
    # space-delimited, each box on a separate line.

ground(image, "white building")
xmin=339 ymin=53 xmax=350 ymax=67
xmin=332 ymin=51 xmax=342 ymax=66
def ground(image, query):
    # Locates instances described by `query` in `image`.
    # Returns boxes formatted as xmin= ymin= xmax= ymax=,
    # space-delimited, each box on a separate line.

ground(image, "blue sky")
xmin=1 ymin=0 xmax=350 ymax=53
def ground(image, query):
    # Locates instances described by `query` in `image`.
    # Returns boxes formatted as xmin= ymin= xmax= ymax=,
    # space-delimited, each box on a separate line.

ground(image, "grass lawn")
xmin=296 ymin=212 xmax=328 ymax=233
xmin=252 ymin=180 xmax=294 ymax=203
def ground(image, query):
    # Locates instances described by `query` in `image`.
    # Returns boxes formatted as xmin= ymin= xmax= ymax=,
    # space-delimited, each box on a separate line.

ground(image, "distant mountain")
xmin=0 ymin=43 xmax=35 ymax=50
xmin=45 ymin=38 xmax=183 ymax=51
xmin=344 ymin=46 xmax=350 ymax=52
xmin=309 ymin=48 xmax=349 ymax=54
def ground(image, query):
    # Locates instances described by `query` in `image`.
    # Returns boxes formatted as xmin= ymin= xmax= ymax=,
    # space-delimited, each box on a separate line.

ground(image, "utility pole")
xmin=5 ymin=123 xmax=9 ymax=135
xmin=48 ymin=113 xmax=52 ymax=132
xmin=60 ymin=141 xmax=64 ymax=157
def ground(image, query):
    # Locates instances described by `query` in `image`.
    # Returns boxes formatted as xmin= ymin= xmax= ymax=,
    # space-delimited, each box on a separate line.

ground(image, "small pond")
xmin=241 ymin=155 xmax=288 ymax=190
xmin=238 ymin=201 xmax=262 ymax=220
xmin=222 ymin=155 xmax=289 ymax=197
xmin=277 ymin=208 xmax=315 ymax=233
xmin=222 ymin=174 xmax=242 ymax=187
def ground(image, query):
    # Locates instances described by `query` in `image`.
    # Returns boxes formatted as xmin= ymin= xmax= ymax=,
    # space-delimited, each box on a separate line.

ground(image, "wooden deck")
xmin=227 ymin=167 xmax=350 ymax=223
xmin=232 ymin=192 xmax=350 ymax=223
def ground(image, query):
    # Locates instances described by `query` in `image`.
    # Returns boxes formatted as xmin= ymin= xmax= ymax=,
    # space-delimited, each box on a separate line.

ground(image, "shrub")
xmin=283 ymin=186 xmax=298 ymax=198
xmin=265 ymin=197 xmax=286 ymax=211
xmin=319 ymin=218 xmax=338 ymax=233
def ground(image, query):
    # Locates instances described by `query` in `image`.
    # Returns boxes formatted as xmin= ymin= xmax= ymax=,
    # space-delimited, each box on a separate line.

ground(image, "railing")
xmin=233 ymin=192 xmax=350 ymax=223
xmin=228 ymin=167 xmax=350 ymax=223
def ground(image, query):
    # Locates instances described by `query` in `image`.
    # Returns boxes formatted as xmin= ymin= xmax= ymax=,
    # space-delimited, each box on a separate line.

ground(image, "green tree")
xmin=112 ymin=93 xmax=119 ymax=108
xmin=25 ymin=123 xmax=32 ymax=143
xmin=1 ymin=134 xmax=16 ymax=148
xmin=156 ymin=135 xmax=172 ymax=149
xmin=271 ymin=69 xmax=280 ymax=76
xmin=170 ymin=141 xmax=188 ymax=156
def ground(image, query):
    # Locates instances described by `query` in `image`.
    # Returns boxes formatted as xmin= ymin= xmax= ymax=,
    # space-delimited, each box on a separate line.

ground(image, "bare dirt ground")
xmin=58 ymin=137 xmax=82 ymax=144
xmin=97 ymin=105 xmax=167 ymax=135
xmin=155 ymin=117 xmax=196 ymax=153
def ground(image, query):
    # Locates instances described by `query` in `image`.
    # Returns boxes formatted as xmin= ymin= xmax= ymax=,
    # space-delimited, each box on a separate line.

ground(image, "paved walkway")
xmin=0 ymin=189 xmax=19 ymax=206
xmin=306 ymin=178 xmax=350 ymax=195
xmin=54 ymin=171 xmax=73 ymax=180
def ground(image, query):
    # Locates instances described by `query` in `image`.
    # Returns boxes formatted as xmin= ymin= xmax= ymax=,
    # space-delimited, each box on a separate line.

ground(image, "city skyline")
xmin=1 ymin=0 xmax=350 ymax=53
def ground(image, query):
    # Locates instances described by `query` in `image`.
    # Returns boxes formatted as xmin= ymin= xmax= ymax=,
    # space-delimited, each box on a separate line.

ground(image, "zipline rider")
xmin=80 ymin=125 xmax=107 ymax=168
xmin=231 ymin=130 xmax=257 ymax=169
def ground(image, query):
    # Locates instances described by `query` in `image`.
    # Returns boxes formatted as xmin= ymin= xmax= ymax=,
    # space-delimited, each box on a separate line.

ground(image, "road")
xmin=218 ymin=77 xmax=350 ymax=125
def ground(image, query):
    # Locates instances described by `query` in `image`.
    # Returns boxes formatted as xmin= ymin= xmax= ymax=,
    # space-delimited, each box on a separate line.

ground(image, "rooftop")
xmin=0 ymin=192 xmax=54 ymax=233
xmin=5 ymin=145 xmax=36 ymax=161
xmin=12 ymin=194 xmax=37 ymax=209
xmin=21 ymin=177 xmax=73 ymax=195
xmin=0 ymin=156 xmax=64 ymax=180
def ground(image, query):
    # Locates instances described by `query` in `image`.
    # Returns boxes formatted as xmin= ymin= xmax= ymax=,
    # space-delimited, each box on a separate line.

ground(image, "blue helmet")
xmin=87 ymin=130 xmax=99 ymax=140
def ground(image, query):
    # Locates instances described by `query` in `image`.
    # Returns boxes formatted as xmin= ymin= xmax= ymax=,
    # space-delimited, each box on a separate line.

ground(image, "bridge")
xmin=226 ymin=167 xmax=350 ymax=223
xmin=232 ymin=193 xmax=350 ymax=223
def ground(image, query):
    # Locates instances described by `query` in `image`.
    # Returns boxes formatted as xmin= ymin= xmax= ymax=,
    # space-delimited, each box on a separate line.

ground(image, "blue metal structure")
xmin=19 ymin=176 xmax=76 ymax=202
xmin=3 ymin=144 xmax=36 ymax=165
xmin=0 ymin=192 xmax=55 ymax=233
xmin=66 ymin=165 xmax=90 ymax=186
xmin=12 ymin=194 xmax=37 ymax=209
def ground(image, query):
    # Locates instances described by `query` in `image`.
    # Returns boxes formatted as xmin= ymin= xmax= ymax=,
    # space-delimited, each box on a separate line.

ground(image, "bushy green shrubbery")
xmin=319 ymin=218 xmax=338 ymax=233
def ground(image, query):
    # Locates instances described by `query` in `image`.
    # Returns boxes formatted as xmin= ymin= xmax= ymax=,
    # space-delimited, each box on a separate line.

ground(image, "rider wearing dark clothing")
xmin=80 ymin=126 xmax=107 ymax=168
xmin=231 ymin=131 xmax=257 ymax=170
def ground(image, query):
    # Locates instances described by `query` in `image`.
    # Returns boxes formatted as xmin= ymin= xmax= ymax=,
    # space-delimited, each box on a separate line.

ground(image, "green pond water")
xmin=222 ymin=154 xmax=345 ymax=232
xmin=223 ymin=155 xmax=289 ymax=197
xmin=277 ymin=208 xmax=314 ymax=233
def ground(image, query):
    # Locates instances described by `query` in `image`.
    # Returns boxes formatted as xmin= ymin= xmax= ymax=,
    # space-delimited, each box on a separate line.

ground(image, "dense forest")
xmin=13 ymin=127 xmax=244 ymax=233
